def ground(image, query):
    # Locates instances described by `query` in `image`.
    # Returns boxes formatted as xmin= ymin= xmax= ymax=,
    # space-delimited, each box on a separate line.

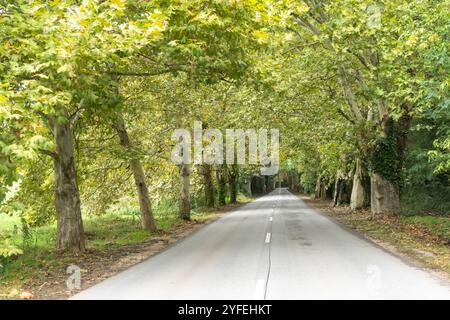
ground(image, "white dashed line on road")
xmin=254 ymin=279 xmax=266 ymax=299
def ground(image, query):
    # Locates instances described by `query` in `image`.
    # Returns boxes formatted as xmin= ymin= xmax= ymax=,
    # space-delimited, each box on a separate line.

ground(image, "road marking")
xmin=254 ymin=279 xmax=266 ymax=299
xmin=269 ymin=217 xmax=273 ymax=222
xmin=265 ymin=232 xmax=271 ymax=243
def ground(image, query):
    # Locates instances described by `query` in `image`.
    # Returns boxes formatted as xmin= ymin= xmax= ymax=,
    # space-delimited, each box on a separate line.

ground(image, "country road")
xmin=72 ymin=189 xmax=450 ymax=300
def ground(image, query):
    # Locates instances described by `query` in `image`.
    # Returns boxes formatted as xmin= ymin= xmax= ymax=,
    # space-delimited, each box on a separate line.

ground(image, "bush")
xmin=0 ymin=239 xmax=23 ymax=271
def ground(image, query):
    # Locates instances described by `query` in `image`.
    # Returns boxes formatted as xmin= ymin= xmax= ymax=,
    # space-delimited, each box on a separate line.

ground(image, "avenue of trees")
xmin=1 ymin=0 xmax=448 ymax=254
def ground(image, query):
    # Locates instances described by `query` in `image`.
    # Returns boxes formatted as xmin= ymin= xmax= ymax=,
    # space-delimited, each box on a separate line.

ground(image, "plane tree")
xmin=0 ymin=0 xmax=166 ymax=251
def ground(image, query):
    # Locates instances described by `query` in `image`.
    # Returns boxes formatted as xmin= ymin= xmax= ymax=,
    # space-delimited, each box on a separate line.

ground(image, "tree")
xmin=0 ymin=0 xmax=165 ymax=251
xmin=179 ymin=163 xmax=191 ymax=220
xmin=229 ymin=164 xmax=239 ymax=204
xmin=216 ymin=165 xmax=227 ymax=206
xmin=112 ymin=113 xmax=157 ymax=230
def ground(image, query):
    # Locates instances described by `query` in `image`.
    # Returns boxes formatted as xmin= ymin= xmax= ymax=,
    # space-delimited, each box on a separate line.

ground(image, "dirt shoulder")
xmin=2 ymin=201 xmax=249 ymax=300
xmin=300 ymin=194 xmax=450 ymax=280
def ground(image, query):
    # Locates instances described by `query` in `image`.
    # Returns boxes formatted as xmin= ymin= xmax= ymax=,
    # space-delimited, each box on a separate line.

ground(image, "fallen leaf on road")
xmin=20 ymin=291 xmax=33 ymax=300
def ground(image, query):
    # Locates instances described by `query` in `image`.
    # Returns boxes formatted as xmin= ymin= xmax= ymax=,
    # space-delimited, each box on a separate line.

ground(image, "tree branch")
xmin=70 ymin=105 xmax=82 ymax=128
xmin=38 ymin=148 xmax=57 ymax=159
xmin=106 ymin=70 xmax=175 ymax=77
xmin=337 ymin=108 xmax=355 ymax=124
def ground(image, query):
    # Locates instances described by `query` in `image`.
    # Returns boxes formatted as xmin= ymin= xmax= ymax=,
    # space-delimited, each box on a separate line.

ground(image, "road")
xmin=72 ymin=188 xmax=450 ymax=300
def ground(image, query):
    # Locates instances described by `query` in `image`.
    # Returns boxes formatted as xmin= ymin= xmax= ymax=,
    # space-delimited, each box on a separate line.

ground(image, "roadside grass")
xmin=399 ymin=215 xmax=450 ymax=241
xmin=345 ymin=214 xmax=450 ymax=275
xmin=0 ymin=211 xmax=183 ymax=294
xmin=0 ymin=194 xmax=254 ymax=299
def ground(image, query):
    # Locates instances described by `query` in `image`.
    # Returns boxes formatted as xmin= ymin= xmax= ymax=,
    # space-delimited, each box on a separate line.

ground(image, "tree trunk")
xmin=52 ymin=111 xmax=85 ymax=252
xmin=246 ymin=174 xmax=252 ymax=197
xmin=371 ymin=173 xmax=400 ymax=217
xmin=203 ymin=164 xmax=215 ymax=207
xmin=179 ymin=163 xmax=190 ymax=220
xmin=315 ymin=177 xmax=328 ymax=200
xmin=229 ymin=165 xmax=238 ymax=204
xmin=113 ymin=113 xmax=156 ymax=231
xmin=289 ymin=171 xmax=298 ymax=192
xmin=315 ymin=176 xmax=322 ymax=199
xmin=369 ymin=115 xmax=405 ymax=216
xmin=295 ymin=172 xmax=299 ymax=191
xmin=333 ymin=171 xmax=351 ymax=206
xmin=288 ymin=172 xmax=294 ymax=190
xmin=262 ymin=176 xmax=267 ymax=194
xmin=350 ymin=160 xmax=370 ymax=210
xmin=333 ymin=175 xmax=342 ymax=206
xmin=316 ymin=176 xmax=333 ymax=200
xmin=216 ymin=166 xmax=227 ymax=206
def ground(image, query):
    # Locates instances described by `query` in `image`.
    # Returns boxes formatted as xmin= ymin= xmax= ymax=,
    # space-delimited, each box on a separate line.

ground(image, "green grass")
xmin=84 ymin=213 xmax=153 ymax=248
xmin=0 ymin=206 xmax=181 ymax=294
xmin=399 ymin=215 xmax=450 ymax=242
xmin=332 ymin=211 xmax=450 ymax=274
xmin=0 ymin=209 xmax=181 ymax=253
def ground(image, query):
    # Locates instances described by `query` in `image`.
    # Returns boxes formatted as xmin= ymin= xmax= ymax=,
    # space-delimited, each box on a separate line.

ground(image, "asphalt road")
xmin=72 ymin=188 xmax=450 ymax=300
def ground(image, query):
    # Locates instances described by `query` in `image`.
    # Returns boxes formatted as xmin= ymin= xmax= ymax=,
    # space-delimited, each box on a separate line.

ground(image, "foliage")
xmin=371 ymin=136 xmax=400 ymax=187
xmin=0 ymin=239 xmax=23 ymax=270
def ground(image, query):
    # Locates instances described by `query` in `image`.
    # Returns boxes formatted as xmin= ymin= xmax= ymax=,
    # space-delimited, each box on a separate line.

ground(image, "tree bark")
xmin=113 ymin=113 xmax=156 ymax=231
xmin=350 ymin=160 xmax=370 ymax=210
xmin=333 ymin=171 xmax=351 ymax=206
xmin=216 ymin=166 xmax=227 ymax=206
xmin=203 ymin=164 xmax=215 ymax=207
xmin=288 ymin=172 xmax=294 ymax=190
xmin=369 ymin=115 xmax=404 ymax=216
xmin=333 ymin=174 xmax=343 ymax=206
xmin=315 ymin=177 xmax=320 ymax=198
xmin=179 ymin=163 xmax=190 ymax=220
xmin=52 ymin=110 xmax=85 ymax=252
xmin=371 ymin=173 xmax=400 ymax=217
xmin=292 ymin=172 xmax=300 ymax=192
xmin=316 ymin=176 xmax=332 ymax=200
xmin=246 ymin=174 xmax=252 ymax=197
xmin=229 ymin=165 xmax=238 ymax=204
xmin=315 ymin=176 xmax=322 ymax=199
